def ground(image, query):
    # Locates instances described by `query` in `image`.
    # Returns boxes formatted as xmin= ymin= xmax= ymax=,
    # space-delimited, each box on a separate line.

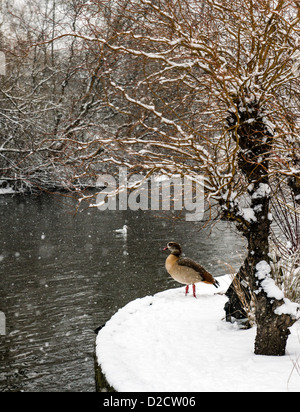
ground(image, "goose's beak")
xmin=163 ymin=246 xmax=168 ymax=251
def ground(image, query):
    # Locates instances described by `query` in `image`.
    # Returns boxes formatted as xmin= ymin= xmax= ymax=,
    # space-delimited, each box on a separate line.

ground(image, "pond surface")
xmin=0 ymin=194 xmax=246 ymax=392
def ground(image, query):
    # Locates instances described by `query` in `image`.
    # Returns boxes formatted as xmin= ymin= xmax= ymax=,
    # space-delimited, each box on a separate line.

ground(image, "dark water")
xmin=0 ymin=194 xmax=246 ymax=392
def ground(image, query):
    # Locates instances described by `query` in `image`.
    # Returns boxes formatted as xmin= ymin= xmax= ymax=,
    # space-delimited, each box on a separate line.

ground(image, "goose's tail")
xmin=213 ymin=279 xmax=220 ymax=288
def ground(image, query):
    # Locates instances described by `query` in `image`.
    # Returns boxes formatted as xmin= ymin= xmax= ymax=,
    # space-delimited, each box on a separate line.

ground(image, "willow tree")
xmin=46 ymin=0 xmax=300 ymax=355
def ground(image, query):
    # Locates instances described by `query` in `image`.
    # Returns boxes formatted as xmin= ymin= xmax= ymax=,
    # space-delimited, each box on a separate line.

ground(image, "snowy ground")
xmin=96 ymin=276 xmax=300 ymax=392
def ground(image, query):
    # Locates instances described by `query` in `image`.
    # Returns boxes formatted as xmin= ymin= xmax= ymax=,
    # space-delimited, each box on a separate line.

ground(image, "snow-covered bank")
xmin=96 ymin=275 xmax=300 ymax=392
xmin=0 ymin=182 xmax=16 ymax=195
xmin=0 ymin=187 xmax=16 ymax=195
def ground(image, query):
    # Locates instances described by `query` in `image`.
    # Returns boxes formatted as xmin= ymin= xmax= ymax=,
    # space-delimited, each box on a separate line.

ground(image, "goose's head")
xmin=163 ymin=242 xmax=182 ymax=256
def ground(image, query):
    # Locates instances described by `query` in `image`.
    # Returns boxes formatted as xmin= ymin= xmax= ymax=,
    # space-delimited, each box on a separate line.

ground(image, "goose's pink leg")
xmin=193 ymin=284 xmax=197 ymax=298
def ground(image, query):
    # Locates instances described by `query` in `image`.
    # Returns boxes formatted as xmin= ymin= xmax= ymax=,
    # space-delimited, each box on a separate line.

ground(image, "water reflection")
xmin=0 ymin=194 xmax=246 ymax=392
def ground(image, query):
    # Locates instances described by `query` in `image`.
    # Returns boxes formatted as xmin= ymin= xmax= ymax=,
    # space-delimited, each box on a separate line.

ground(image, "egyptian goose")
xmin=163 ymin=242 xmax=220 ymax=298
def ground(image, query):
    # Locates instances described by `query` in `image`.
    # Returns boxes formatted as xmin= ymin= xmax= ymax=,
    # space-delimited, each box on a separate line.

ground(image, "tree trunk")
xmin=225 ymin=96 xmax=298 ymax=356
xmin=254 ymin=297 xmax=293 ymax=356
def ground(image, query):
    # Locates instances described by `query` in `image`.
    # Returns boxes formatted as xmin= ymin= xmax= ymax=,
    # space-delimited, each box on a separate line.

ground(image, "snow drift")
xmin=96 ymin=275 xmax=300 ymax=392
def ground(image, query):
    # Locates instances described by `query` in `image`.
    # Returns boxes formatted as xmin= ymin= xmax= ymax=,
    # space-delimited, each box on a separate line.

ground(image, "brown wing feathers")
xmin=177 ymin=257 xmax=216 ymax=284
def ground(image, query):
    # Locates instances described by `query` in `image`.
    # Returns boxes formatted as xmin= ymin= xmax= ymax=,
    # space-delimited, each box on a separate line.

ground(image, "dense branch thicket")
xmin=0 ymin=0 xmax=108 ymax=191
